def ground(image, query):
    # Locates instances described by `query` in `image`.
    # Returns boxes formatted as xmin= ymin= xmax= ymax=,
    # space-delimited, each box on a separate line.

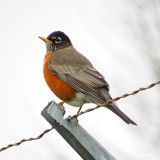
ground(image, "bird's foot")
xmin=66 ymin=115 xmax=79 ymax=125
xmin=66 ymin=106 xmax=82 ymax=125
xmin=57 ymin=101 xmax=66 ymax=115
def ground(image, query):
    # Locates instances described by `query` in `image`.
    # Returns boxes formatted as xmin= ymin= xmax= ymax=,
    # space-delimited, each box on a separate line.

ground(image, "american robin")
xmin=39 ymin=31 xmax=137 ymax=125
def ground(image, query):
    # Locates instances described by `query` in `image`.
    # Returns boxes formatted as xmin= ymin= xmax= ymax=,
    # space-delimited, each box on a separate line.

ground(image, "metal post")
xmin=41 ymin=101 xmax=116 ymax=160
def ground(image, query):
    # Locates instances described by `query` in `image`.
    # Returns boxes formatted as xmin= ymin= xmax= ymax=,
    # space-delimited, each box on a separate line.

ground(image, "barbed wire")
xmin=0 ymin=80 xmax=159 ymax=153
xmin=0 ymin=127 xmax=53 ymax=152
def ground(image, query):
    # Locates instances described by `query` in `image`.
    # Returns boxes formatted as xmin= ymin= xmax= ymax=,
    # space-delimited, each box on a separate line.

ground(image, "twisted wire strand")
xmin=0 ymin=127 xmax=53 ymax=152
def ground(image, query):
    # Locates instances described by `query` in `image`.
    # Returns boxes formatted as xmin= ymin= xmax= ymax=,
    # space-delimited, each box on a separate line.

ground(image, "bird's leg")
xmin=58 ymin=101 xmax=64 ymax=106
xmin=57 ymin=101 xmax=66 ymax=115
xmin=72 ymin=106 xmax=82 ymax=124
xmin=77 ymin=106 xmax=82 ymax=115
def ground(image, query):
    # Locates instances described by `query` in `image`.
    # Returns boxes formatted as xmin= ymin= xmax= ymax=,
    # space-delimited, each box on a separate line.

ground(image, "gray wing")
xmin=49 ymin=50 xmax=111 ymax=104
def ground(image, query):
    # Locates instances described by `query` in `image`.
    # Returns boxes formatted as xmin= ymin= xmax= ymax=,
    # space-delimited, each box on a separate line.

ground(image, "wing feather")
xmin=49 ymin=47 xmax=111 ymax=104
xmin=49 ymin=63 xmax=111 ymax=104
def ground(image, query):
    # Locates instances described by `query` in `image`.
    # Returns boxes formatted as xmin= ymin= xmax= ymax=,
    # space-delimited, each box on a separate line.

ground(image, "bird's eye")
xmin=55 ymin=37 xmax=62 ymax=43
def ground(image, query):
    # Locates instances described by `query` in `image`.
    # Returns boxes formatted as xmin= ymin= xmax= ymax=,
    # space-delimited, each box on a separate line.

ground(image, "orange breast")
xmin=43 ymin=52 xmax=76 ymax=100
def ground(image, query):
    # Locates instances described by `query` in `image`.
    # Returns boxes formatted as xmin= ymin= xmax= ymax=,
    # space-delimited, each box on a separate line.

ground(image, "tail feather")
xmin=107 ymin=103 xmax=137 ymax=125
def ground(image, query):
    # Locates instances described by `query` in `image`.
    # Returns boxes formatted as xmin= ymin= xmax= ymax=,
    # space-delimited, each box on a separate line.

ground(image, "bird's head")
xmin=39 ymin=31 xmax=72 ymax=52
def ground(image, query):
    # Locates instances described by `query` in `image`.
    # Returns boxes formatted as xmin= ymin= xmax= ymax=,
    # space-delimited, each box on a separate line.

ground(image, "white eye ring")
xmin=55 ymin=37 xmax=62 ymax=43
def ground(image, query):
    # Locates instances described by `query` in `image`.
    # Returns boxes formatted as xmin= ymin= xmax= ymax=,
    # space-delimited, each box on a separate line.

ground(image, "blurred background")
xmin=0 ymin=0 xmax=159 ymax=159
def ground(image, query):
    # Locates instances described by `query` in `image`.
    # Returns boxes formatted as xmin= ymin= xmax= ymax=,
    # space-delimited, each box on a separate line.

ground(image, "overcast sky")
xmin=0 ymin=0 xmax=159 ymax=160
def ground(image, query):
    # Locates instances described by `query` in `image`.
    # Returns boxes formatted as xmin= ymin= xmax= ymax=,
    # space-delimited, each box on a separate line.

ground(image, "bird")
xmin=39 ymin=31 xmax=137 ymax=125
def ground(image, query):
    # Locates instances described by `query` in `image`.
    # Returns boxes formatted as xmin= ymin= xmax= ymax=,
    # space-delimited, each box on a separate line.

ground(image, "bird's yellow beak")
xmin=38 ymin=36 xmax=52 ymax=43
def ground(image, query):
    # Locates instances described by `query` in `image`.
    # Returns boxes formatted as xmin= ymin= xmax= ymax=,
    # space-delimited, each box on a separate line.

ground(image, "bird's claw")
xmin=58 ymin=102 xmax=66 ymax=115
xmin=66 ymin=115 xmax=79 ymax=125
